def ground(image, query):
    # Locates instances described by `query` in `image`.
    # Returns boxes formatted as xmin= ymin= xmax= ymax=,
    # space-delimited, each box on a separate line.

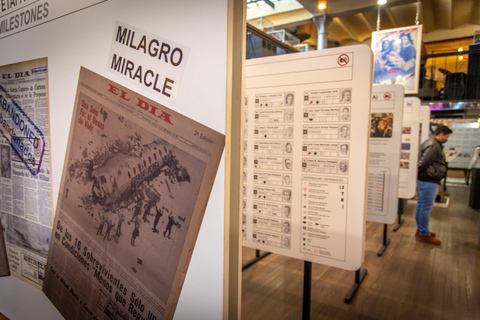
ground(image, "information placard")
xmin=367 ymin=85 xmax=404 ymax=224
xmin=243 ymin=46 xmax=372 ymax=270
xmin=398 ymin=97 xmax=421 ymax=199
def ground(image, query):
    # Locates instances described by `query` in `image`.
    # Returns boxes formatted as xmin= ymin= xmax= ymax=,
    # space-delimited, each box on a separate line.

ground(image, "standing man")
xmin=415 ymin=125 xmax=452 ymax=245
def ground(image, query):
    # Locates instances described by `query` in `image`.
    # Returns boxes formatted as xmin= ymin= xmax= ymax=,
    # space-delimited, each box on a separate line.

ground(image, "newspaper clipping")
xmin=0 ymin=58 xmax=53 ymax=288
xmin=43 ymin=67 xmax=225 ymax=320
xmin=0 ymin=218 xmax=9 ymax=277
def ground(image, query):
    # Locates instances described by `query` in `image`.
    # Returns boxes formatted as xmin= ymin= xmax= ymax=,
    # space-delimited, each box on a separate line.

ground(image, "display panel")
xmin=367 ymin=85 xmax=404 ymax=224
xmin=243 ymin=46 xmax=372 ymax=270
xmin=398 ymin=97 xmax=421 ymax=199
xmin=42 ymin=68 xmax=224 ymax=320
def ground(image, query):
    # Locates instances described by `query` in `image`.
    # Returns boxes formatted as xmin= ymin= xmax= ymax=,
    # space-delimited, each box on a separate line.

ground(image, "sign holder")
xmin=344 ymin=268 xmax=368 ymax=303
xmin=377 ymin=224 xmax=391 ymax=257
xmin=242 ymin=250 xmax=271 ymax=270
xmin=302 ymin=261 xmax=312 ymax=320
xmin=393 ymin=198 xmax=408 ymax=231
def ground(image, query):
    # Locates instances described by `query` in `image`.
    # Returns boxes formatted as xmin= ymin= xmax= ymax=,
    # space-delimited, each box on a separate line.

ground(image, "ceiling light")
xmin=318 ymin=1 xmax=326 ymax=10
xmin=458 ymin=48 xmax=464 ymax=52
xmin=378 ymin=0 xmax=387 ymax=4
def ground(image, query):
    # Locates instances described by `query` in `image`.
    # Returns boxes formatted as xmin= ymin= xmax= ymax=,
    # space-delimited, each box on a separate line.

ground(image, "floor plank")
xmin=242 ymin=185 xmax=480 ymax=320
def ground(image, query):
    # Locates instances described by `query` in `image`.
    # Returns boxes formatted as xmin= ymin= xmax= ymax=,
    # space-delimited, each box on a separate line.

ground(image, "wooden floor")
xmin=242 ymin=184 xmax=480 ymax=320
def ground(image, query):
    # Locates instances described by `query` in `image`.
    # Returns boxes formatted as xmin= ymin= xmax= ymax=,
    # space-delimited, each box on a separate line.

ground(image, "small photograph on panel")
xmin=370 ymin=113 xmax=393 ymax=138
xmin=282 ymin=235 xmax=291 ymax=249
xmin=0 ymin=145 xmax=11 ymax=179
xmin=400 ymin=152 xmax=410 ymax=160
xmin=339 ymin=143 xmax=350 ymax=157
xmin=282 ymin=220 xmax=291 ymax=234
xmin=283 ymin=174 xmax=292 ymax=186
xmin=338 ymin=160 xmax=349 ymax=174
xmin=340 ymin=88 xmax=352 ymax=103
xmin=242 ymin=228 xmax=246 ymax=241
xmin=400 ymin=161 xmax=410 ymax=169
xmin=284 ymin=126 xmax=293 ymax=139
xmin=402 ymin=127 xmax=412 ymax=135
xmin=284 ymin=109 xmax=294 ymax=122
xmin=339 ymin=125 xmax=350 ymax=139
xmin=283 ymin=205 xmax=291 ymax=218
xmin=284 ymin=92 xmax=294 ymax=106
xmin=401 ymin=143 xmax=411 ymax=150
xmin=282 ymin=189 xmax=292 ymax=203
xmin=284 ymin=157 xmax=293 ymax=170
xmin=284 ymin=141 xmax=293 ymax=155
xmin=340 ymin=106 xmax=351 ymax=121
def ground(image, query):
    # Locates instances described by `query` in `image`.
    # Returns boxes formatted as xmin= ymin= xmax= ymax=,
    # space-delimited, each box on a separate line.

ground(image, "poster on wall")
xmin=398 ymin=97 xmax=421 ymax=199
xmin=0 ymin=219 xmax=9 ymax=277
xmin=243 ymin=45 xmax=372 ymax=271
xmin=372 ymin=25 xmax=423 ymax=94
xmin=0 ymin=58 xmax=53 ymax=289
xmin=42 ymin=68 xmax=224 ymax=320
xmin=367 ymin=85 xmax=404 ymax=224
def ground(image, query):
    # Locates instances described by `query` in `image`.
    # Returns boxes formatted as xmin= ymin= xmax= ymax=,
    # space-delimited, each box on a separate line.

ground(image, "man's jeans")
xmin=415 ymin=180 xmax=439 ymax=236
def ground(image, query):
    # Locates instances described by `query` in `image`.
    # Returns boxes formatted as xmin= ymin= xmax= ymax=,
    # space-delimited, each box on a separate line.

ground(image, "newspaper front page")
xmin=43 ymin=67 xmax=224 ymax=320
xmin=0 ymin=219 xmax=9 ymax=277
xmin=0 ymin=58 xmax=53 ymax=288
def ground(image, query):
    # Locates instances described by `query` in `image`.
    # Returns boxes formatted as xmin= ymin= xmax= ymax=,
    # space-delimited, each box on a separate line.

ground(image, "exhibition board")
xmin=243 ymin=45 xmax=372 ymax=271
xmin=398 ymin=97 xmax=421 ymax=199
xmin=0 ymin=1 xmax=230 ymax=319
xmin=444 ymin=127 xmax=480 ymax=169
xmin=366 ymin=85 xmax=404 ymax=224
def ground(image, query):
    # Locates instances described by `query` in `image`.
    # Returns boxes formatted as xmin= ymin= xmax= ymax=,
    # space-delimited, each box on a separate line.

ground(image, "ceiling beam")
xmin=327 ymin=0 xmax=419 ymax=17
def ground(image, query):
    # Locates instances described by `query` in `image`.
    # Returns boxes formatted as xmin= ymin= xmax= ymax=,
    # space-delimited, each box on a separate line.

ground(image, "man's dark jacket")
xmin=418 ymin=136 xmax=446 ymax=185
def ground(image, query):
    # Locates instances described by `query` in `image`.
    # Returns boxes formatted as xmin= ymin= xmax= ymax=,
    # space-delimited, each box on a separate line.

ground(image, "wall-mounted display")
xmin=0 ymin=0 xmax=107 ymax=40
xmin=42 ymin=68 xmax=224 ymax=320
xmin=398 ymin=97 xmax=421 ymax=199
xmin=372 ymin=25 xmax=423 ymax=94
xmin=367 ymin=85 xmax=404 ymax=224
xmin=0 ymin=57 xmax=53 ymax=289
xmin=243 ymin=45 xmax=372 ymax=271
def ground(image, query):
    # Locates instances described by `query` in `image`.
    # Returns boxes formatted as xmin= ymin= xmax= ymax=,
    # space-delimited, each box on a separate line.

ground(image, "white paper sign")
xmin=243 ymin=45 xmax=372 ymax=271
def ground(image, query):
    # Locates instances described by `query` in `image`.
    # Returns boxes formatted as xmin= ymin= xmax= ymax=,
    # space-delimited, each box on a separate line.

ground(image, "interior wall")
xmin=0 ymin=1 xmax=228 ymax=319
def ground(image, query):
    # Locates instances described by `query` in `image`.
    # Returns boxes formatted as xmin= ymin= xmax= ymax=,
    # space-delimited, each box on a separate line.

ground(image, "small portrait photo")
xmin=282 ymin=220 xmax=291 ymax=234
xmin=284 ymin=109 xmax=294 ymax=123
xmin=338 ymin=160 xmax=349 ymax=174
xmin=244 ymin=96 xmax=248 ymax=107
xmin=284 ymin=141 xmax=293 ymax=155
xmin=340 ymin=106 xmax=351 ymax=121
xmin=283 ymin=205 xmax=291 ymax=218
xmin=282 ymin=189 xmax=292 ymax=202
xmin=284 ymin=126 xmax=293 ymax=139
xmin=243 ymin=184 xmax=247 ymax=196
xmin=339 ymin=125 xmax=350 ymax=139
xmin=285 ymin=92 xmax=294 ymax=106
xmin=339 ymin=143 xmax=350 ymax=157
xmin=402 ymin=127 xmax=411 ymax=135
xmin=242 ymin=212 xmax=246 ymax=226
xmin=242 ymin=228 xmax=246 ymax=241
xmin=401 ymin=143 xmax=411 ymax=151
xmin=243 ymin=170 xmax=247 ymax=183
xmin=243 ymin=155 xmax=247 ymax=167
xmin=1 ymin=145 xmax=12 ymax=179
xmin=400 ymin=152 xmax=410 ymax=160
xmin=370 ymin=113 xmax=393 ymax=138
xmin=284 ymin=157 xmax=293 ymax=171
xmin=340 ymin=88 xmax=352 ymax=103
xmin=283 ymin=174 xmax=292 ymax=186
xmin=282 ymin=235 xmax=291 ymax=249
xmin=400 ymin=161 xmax=410 ymax=169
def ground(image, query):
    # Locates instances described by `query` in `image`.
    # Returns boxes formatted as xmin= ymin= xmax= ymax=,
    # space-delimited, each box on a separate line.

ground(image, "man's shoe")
xmin=416 ymin=230 xmax=436 ymax=237
xmin=416 ymin=235 xmax=441 ymax=245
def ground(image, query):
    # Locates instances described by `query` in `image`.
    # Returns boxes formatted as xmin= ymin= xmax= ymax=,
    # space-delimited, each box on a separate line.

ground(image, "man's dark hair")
xmin=433 ymin=125 xmax=452 ymax=136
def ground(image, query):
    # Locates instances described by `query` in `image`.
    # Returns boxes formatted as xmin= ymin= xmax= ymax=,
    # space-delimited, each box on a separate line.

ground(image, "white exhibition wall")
xmin=0 ymin=1 xmax=228 ymax=319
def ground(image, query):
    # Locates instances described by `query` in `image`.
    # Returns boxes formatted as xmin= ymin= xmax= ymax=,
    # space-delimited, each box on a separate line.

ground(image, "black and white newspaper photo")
xmin=42 ymin=67 xmax=225 ymax=320
xmin=0 ymin=58 xmax=53 ymax=288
